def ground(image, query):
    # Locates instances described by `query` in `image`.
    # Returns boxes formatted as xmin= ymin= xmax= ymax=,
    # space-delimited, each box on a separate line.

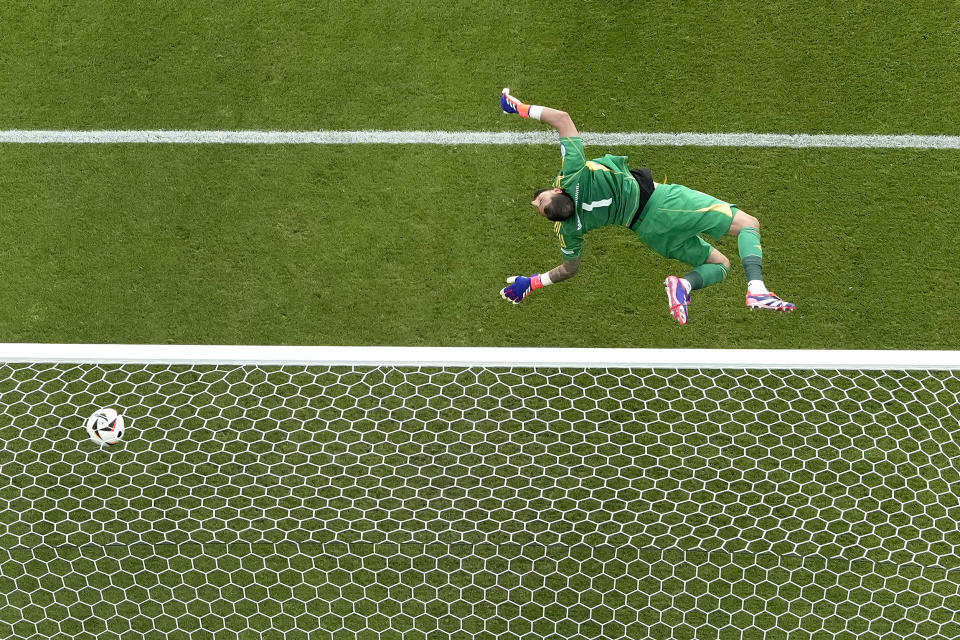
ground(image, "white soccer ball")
xmin=85 ymin=408 xmax=126 ymax=445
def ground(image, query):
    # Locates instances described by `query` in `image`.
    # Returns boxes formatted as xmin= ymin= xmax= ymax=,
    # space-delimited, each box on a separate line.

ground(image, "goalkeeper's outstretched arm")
xmin=547 ymin=258 xmax=580 ymax=283
xmin=500 ymin=88 xmax=578 ymax=138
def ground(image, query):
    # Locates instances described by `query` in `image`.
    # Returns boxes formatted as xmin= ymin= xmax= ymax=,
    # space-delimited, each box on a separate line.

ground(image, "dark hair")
xmin=543 ymin=192 xmax=575 ymax=221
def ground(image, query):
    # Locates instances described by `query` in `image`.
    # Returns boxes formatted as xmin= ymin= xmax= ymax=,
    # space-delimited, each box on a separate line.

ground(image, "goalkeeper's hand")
xmin=500 ymin=274 xmax=544 ymax=304
xmin=500 ymin=88 xmax=531 ymax=118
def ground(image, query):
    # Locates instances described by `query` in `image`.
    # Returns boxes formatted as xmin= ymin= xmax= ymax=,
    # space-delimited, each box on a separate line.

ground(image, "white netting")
xmin=1 ymin=359 xmax=959 ymax=639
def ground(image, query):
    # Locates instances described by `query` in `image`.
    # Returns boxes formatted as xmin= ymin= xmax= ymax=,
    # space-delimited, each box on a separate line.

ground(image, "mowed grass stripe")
xmin=1 ymin=143 xmax=957 ymax=349
xmin=2 ymin=129 xmax=960 ymax=149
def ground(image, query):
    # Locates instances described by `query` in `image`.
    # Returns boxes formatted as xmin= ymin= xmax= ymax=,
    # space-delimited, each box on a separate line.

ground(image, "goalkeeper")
xmin=498 ymin=88 xmax=796 ymax=325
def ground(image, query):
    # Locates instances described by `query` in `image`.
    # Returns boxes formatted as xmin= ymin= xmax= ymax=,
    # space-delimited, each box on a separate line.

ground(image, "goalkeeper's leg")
xmin=728 ymin=211 xmax=796 ymax=311
xmin=680 ymin=250 xmax=730 ymax=293
xmin=666 ymin=248 xmax=729 ymax=325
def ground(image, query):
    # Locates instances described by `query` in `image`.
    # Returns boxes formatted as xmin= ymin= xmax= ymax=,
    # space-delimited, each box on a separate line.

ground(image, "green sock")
xmin=683 ymin=263 xmax=728 ymax=291
xmin=738 ymin=227 xmax=764 ymax=282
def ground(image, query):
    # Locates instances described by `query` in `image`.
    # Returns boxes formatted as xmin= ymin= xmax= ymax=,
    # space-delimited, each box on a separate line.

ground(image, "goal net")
xmin=1 ymin=344 xmax=958 ymax=640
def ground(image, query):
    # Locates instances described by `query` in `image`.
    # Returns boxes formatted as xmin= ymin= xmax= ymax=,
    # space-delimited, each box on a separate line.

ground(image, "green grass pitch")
xmin=0 ymin=0 xmax=959 ymax=638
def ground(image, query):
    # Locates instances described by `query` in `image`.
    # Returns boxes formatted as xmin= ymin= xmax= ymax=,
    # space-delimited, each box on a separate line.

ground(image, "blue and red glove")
xmin=500 ymin=88 xmax=531 ymax=118
xmin=500 ymin=274 xmax=545 ymax=304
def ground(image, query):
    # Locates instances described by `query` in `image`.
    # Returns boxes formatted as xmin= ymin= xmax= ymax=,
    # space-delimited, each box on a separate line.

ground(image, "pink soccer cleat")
xmin=664 ymin=276 xmax=690 ymax=325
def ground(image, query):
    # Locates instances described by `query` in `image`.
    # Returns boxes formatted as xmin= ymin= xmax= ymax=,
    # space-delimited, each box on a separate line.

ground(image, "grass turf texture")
xmin=1 ymin=1 xmax=958 ymax=135
xmin=0 ymin=144 xmax=957 ymax=348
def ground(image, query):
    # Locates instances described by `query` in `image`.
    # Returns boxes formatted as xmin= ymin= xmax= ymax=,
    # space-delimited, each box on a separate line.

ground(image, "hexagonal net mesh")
xmin=1 ymin=356 xmax=959 ymax=639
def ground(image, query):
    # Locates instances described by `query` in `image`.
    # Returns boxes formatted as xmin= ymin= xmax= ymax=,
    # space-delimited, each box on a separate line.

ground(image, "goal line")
xmin=1 ymin=129 xmax=959 ymax=149
xmin=1 ymin=342 xmax=959 ymax=369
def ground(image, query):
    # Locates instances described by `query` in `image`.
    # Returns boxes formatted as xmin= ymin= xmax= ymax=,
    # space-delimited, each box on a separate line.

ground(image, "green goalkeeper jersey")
xmin=553 ymin=136 xmax=640 ymax=260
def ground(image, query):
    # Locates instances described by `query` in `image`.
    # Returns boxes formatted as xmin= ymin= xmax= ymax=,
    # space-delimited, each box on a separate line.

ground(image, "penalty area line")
xmin=0 ymin=129 xmax=958 ymax=149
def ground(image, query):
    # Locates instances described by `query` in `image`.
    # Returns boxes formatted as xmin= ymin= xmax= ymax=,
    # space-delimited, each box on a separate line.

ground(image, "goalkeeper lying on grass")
xmin=498 ymin=88 xmax=796 ymax=325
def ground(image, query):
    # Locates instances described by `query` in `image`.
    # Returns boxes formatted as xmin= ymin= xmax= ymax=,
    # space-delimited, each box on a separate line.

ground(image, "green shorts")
xmin=634 ymin=183 xmax=737 ymax=267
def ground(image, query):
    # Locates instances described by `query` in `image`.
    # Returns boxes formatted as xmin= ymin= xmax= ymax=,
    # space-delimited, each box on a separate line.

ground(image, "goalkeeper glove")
xmin=500 ymin=274 xmax=546 ymax=304
xmin=500 ymin=88 xmax=531 ymax=118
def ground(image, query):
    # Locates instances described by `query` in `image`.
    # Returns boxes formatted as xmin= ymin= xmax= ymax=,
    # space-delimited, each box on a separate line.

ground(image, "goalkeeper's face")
xmin=531 ymin=188 xmax=564 ymax=217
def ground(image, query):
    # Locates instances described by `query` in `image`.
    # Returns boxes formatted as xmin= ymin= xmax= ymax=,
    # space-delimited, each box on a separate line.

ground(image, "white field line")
xmin=1 ymin=343 xmax=959 ymax=370
xmin=0 ymin=129 xmax=959 ymax=148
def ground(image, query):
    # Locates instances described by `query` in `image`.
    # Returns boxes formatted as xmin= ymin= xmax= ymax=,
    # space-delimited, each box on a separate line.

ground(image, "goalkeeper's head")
xmin=532 ymin=188 xmax=575 ymax=222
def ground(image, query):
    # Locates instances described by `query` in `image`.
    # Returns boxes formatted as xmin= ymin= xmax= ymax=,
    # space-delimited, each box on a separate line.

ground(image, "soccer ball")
xmin=85 ymin=408 xmax=125 ymax=445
